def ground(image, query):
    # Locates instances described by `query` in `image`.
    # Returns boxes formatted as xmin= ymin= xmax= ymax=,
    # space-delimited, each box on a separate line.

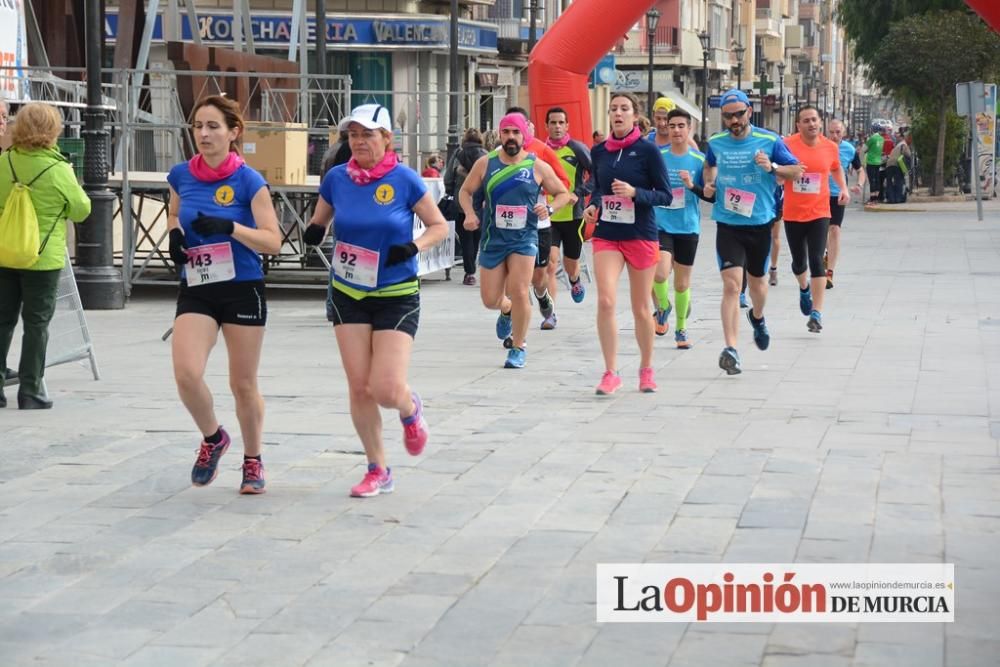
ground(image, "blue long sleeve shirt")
xmin=590 ymin=137 xmax=673 ymax=242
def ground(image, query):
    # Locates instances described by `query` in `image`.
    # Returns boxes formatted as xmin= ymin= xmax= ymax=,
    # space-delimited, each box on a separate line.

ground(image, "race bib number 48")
xmin=724 ymin=188 xmax=756 ymax=218
xmin=334 ymin=241 xmax=379 ymax=288
xmin=187 ymin=242 xmax=236 ymax=285
xmin=495 ymin=204 xmax=528 ymax=229
xmin=602 ymin=196 xmax=635 ymax=223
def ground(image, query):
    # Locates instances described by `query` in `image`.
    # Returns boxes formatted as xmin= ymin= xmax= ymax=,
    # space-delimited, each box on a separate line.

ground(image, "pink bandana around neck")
xmin=346 ymin=150 xmax=399 ymax=185
xmin=188 ymin=151 xmax=244 ymax=183
xmin=605 ymin=125 xmax=642 ymax=152
xmin=545 ymin=133 xmax=572 ymax=149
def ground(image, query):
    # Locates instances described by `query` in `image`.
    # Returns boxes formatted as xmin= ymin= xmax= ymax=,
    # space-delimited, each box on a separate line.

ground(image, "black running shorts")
xmin=829 ymin=197 xmax=846 ymax=227
xmin=657 ymin=231 xmax=700 ymax=267
xmin=714 ymin=222 xmax=773 ymax=278
xmin=534 ymin=227 xmax=552 ymax=268
xmin=329 ymin=288 xmax=420 ymax=338
xmin=176 ymin=280 xmax=267 ymax=326
xmin=550 ymin=219 xmax=585 ymax=261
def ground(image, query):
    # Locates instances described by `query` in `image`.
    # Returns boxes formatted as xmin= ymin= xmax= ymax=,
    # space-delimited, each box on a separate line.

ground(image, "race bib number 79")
xmin=724 ymin=188 xmax=756 ymax=218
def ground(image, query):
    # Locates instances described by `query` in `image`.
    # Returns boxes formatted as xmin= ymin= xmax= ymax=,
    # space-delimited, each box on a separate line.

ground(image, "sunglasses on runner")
xmin=722 ymin=108 xmax=749 ymax=120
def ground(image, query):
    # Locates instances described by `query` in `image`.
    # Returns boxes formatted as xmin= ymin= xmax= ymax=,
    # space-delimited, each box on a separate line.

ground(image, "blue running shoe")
xmin=747 ymin=310 xmax=770 ymax=351
xmin=504 ymin=347 xmax=526 ymax=369
xmin=654 ymin=307 xmax=670 ymax=336
xmin=799 ymin=287 xmax=813 ymax=317
xmin=807 ymin=310 xmax=823 ymax=333
xmin=570 ymin=279 xmax=586 ymax=303
xmin=192 ymin=427 xmax=231 ymax=487
xmin=495 ymin=310 xmax=513 ymax=340
xmin=739 ymin=292 xmax=749 ymax=309
xmin=719 ymin=347 xmax=742 ymax=375
xmin=674 ymin=329 xmax=691 ymax=349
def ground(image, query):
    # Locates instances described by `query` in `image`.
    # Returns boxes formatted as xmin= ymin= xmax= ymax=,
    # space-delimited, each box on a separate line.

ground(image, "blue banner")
xmin=105 ymin=12 xmax=498 ymax=53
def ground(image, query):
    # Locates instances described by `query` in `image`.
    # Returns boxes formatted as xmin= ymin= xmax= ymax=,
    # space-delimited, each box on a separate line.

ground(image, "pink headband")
xmin=499 ymin=113 xmax=533 ymax=142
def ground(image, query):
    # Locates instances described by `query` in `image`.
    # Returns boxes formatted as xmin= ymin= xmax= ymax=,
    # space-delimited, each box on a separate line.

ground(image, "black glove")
xmin=191 ymin=211 xmax=235 ymax=236
xmin=385 ymin=242 xmax=419 ymax=266
xmin=302 ymin=224 xmax=327 ymax=246
xmin=168 ymin=228 xmax=188 ymax=266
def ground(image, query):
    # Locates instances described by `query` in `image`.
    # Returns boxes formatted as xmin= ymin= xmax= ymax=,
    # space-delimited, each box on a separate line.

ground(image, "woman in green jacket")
xmin=0 ymin=102 xmax=92 ymax=409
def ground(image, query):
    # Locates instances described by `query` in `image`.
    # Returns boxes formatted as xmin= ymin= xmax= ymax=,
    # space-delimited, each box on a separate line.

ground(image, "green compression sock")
xmin=675 ymin=288 xmax=691 ymax=330
xmin=653 ymin=279 xmax=671 ymax=311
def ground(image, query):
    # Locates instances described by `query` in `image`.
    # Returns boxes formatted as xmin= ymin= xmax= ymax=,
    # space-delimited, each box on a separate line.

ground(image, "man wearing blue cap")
xmin=703 ymin=89 xmax=804 ymax=375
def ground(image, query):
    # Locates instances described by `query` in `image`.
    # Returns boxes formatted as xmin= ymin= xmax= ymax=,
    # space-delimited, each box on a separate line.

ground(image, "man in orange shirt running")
xmin=782 ymin=106 xmax=849 ymax=333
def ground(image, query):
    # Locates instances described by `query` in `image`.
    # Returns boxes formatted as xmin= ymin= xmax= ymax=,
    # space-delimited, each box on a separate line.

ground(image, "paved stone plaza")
xmin=1 ymin=201 xmax=998 ymax=666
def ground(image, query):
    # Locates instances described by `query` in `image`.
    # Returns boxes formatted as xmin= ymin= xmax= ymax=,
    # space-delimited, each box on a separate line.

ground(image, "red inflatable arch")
xmin=966 ymin=0 xmax=1000 ymax=32
xmin=527 ymin=0 xmax=659 ymax=146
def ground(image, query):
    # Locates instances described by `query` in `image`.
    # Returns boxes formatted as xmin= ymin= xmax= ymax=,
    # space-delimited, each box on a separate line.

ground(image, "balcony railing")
xmin=614 ymin=26 xmax=681 ymax=56
xmin=492 ymin=18 xmax=521 ymax=39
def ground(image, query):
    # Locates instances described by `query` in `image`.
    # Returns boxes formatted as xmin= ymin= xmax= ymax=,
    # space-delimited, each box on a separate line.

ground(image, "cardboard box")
xmin=242 ymin=122 xmax=308 ymax=185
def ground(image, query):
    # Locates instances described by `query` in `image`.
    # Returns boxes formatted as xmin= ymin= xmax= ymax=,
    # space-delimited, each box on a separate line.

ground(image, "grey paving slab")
xmin=1 ymin=203 xmax=998 ymax=666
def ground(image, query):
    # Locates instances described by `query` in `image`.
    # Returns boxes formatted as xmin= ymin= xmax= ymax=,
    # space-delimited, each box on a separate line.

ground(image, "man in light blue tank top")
xmin=458 ymin=113 xmax=571 ymax=370
xmin=825 ymin=119 xmax=867 ymax=289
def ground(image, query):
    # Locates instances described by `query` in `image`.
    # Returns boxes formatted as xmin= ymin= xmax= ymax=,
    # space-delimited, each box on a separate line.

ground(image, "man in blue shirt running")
xmin=703 ymin=89 xmax=804 ymax=375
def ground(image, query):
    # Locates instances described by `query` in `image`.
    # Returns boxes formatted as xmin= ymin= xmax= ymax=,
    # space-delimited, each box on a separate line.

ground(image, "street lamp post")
xmin=698 ymin=30 xmax=711 ymax=146
xmin=733 ymin=41 xmax=746 ymax=91
xmin=645 ymin=8 xmax=661 ymax=115
xmin=758 ymin=68 xmax=770 ymax=128
xmin=833 ymin=83 xmax=839 ymax=120
xmin=777 ymin=61 xmax=786 ymax=135
xmin=76 ymin=0 xmax=125 ymax=309
xmin=447 ymin=0 xmax=460 ymax=163
xmin=793 ymin=74 xmax=800 ymax=119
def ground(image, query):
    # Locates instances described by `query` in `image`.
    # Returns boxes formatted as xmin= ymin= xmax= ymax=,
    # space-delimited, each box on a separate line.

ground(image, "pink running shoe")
xmin=401 ymin=392 xmax=428 ymax=456
xmin=595 ymin=371 xmax=622 ymax=396
xmin=350 ymin=463 xmax=394 ymax=498
xmin=639 ymin=367 xmax=658 ymax=393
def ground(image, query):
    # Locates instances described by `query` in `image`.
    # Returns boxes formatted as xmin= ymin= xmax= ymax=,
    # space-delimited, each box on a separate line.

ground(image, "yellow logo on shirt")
xmin=374 ymin=184 xmax=395 ymax=205
xmin=214 ymin=185 xmax=235 ymax=206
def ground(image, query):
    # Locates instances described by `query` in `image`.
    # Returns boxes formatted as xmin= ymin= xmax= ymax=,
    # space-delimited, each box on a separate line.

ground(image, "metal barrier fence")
xmin=1 ymin=65 xmax=477 ymax=290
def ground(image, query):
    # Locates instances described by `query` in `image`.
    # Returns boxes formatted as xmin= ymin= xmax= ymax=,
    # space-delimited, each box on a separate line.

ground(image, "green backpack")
xmin=0 ymin=153 xmax=62 ymax=269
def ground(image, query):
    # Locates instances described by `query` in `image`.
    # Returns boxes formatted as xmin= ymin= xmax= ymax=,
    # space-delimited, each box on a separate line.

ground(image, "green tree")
xmin=870 ymin=10 xmax=1000 ymax=194
xmin=912 ymin=108 xmax=966 ymax=190
xmin=836 ymin=0 xmax=968 ymax=65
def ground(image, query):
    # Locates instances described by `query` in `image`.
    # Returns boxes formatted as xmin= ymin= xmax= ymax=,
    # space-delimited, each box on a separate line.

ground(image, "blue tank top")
xmin=482 ymin=151 xmax=541 ymax=252
xmin=167 ymin=162 xmax=269 ymax=283
xmin=319 ymin=163 xmax=427 ymax=295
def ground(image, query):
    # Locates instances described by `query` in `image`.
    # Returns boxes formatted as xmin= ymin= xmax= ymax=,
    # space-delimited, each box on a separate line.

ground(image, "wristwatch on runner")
xmin=770 ymin=162 xmax=779 ymax=173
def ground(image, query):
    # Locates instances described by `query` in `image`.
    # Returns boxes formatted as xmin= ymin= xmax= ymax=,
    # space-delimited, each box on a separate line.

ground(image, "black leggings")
xmin=784 ymin=218 xmax=830 ymax=278
xmin=454 ymin=212 xmax=481 ymax=275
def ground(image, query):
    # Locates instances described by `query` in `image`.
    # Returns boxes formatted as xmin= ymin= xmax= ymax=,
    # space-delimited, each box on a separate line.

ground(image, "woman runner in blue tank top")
xmin=166 ymin=95 xmax=282 ymax=495
xmin=302 ymin=104 xmax=449 ymax=499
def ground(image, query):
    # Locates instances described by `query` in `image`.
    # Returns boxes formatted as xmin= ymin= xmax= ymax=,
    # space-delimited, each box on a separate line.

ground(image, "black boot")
xmin=18 ymin=393 xmax=53 ymax=410
xmin=0 ymin=386 xmax=6 ymax=408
